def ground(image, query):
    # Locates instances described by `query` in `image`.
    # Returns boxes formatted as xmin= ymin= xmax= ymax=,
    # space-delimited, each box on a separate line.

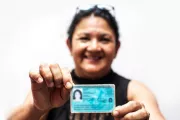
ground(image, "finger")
xmin=140 ymin=102 xmax=146 ymax=109
xmin=29 ymin=70 xmax=44 ymax=91
xmin=61 ymin=68 xmax=74 ymax=89
xmin=61 ymin=86 xmax=71 ymax=100
xmin=121 ymin=107 xmax=150 ymax=120
xmin=112 ymin=101 xmax=142 ymax=118
xmin=39 ymin=63 xmax=54 ymax=87
xmin=29 ymin=69 xmax=43 ymax=83
xmin=49 ymin=63 xmax=63 ymax=88
xmin=50 ymin=87 xmax=71 ymax=107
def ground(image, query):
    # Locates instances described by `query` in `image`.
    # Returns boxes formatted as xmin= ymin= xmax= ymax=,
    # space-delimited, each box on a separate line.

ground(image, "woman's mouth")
xmin=84 ymin=55 xmax=102 ymax=62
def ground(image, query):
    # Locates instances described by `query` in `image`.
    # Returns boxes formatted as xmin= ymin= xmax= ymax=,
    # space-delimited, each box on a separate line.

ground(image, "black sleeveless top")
xmin=47 ymin=69 xmax=130 ymax=120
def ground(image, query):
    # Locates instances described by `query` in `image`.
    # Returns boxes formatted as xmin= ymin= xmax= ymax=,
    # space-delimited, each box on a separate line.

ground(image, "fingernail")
xmin=66 ymin=82 xmax=72 ymax=89
xmin=112 ymin=110 xmax=119 ymax=116
xmin=38 ymin=78 xmax=43 ymax=83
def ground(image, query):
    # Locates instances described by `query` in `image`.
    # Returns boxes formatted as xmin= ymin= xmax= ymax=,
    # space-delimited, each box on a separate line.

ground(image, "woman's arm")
xmin=112 ymin=80 xmax=165 ymax=120
xmin=7 ymin=64 xmax=74 ymax=120
xmin=7 ymin=92 xmax=49 ymax=120
xmin=127 ymin=80 xmax=165 ymax=120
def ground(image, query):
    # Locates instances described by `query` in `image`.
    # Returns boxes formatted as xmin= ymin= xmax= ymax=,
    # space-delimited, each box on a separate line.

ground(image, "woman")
xmin=8 ymin=5 xmax=165 ymax=120
xmin=73 ymin=89 xmax=82 ymax=101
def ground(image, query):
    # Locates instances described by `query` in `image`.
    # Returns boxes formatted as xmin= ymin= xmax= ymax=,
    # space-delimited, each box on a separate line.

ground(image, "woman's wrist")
xmin=23 ymin=102 xmax=50 ymax=120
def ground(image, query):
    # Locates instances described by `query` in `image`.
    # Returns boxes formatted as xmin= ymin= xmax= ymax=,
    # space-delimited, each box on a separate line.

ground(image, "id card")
xmin=70 ymin=84 xmax=115 ymax=113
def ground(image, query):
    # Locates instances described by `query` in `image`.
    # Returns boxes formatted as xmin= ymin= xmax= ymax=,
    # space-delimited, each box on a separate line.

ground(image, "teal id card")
xmin=70 ymin=84 xmax=115 ymax=113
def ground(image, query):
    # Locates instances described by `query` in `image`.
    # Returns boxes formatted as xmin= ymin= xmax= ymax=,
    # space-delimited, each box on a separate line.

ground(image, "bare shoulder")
xmin=127 ymin=80 xmax=155 ymax=101
xmin=127 ymin=80 xmax=165 ymax=119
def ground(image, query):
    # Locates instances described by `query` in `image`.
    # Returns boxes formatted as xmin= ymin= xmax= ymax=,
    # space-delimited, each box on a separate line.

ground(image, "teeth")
xmin=87 ymin=56 xmax=100 ymax=60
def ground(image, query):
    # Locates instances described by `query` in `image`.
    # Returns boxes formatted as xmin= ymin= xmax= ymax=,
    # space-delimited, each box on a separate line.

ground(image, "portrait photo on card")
xmin=72 ymin=88 xmax=83 ymax=101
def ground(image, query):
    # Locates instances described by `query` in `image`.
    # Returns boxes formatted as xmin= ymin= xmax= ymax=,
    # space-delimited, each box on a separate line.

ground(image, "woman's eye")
xmin=79 ymin=37 xmax=89 ymax=41
xmin=101 ymin=38 xmax=110 ymax=42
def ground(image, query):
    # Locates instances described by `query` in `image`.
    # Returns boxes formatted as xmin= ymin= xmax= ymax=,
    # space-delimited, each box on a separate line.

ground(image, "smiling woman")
xmin=7 ymin=4 xmax=165 ymax=120
xmin=67 ymin=15 xmax=119 ymax=79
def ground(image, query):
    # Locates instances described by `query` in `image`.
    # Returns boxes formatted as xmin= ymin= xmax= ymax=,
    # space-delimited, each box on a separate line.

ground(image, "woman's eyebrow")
xmin=76 ymin=32 xmax=90 ymax=36
xmin=101 ymin=33 xmax=109 ymax=36
xmin=100 ymin=33 xmax=112 ymax=38
xmin=76 ymin=32 xmax=113 ymax=38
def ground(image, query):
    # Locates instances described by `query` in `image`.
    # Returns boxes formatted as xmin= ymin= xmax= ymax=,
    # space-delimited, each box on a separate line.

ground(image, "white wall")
xmin=1 ymin=0 xmax=179 ymax=119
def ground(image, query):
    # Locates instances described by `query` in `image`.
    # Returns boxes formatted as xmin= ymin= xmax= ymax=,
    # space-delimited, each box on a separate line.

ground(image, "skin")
xmin=7 ymin=15 xmax=165 ymax=120
xmin=75 ymin=92 xmax=81 ymax=100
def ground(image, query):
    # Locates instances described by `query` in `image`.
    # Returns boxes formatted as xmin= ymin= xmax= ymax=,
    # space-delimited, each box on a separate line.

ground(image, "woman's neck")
xmin=74 ymin=68 xmax=112 ymax=80
xmin=71 ymin=69 xmax=114 ymax=84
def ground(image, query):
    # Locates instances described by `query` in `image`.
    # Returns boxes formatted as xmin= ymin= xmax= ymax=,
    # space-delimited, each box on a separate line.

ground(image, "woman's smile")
xmin=83 ymin=53 xmax=103 ymax=63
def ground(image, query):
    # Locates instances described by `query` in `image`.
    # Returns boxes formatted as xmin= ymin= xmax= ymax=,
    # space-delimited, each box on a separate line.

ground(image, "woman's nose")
xmin=87 ymin=39 xmax=101 ymax=51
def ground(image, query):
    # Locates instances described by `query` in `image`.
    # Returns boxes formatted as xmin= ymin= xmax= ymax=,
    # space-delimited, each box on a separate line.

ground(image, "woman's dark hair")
xmin=67 ymin=5 xmax=120 ymax=45
xmin=73 ymin=89 xmax=82 ymax=99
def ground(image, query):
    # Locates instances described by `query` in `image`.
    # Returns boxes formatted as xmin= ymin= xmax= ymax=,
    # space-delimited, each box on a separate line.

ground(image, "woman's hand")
xmin=112 ymin=101 xmax=150 ymax=120
xmin=29 ymin=63 xmax=74 ymax=111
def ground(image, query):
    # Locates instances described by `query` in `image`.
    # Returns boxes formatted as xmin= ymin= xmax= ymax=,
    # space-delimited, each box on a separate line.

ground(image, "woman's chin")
xmin=84 ymin=66 xmax=103 ymax=73
xmin=83 ymin=66 xmax=108 ymax=77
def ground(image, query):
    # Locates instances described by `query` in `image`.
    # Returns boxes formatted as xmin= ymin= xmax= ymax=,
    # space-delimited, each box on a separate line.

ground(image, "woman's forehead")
xmin=74 ymin=15 xmax=114 ymax=35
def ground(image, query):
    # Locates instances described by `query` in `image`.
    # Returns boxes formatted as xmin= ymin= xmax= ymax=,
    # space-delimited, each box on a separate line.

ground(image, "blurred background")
xmin=0 ymin=0 xmax=179 ymax=119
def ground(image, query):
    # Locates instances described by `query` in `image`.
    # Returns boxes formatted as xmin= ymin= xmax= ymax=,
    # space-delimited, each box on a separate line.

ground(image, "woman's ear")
xmin=66 ymin=39 xmax=72 ymax=55
xmin=114 ymin=40 xmax=120 ymax=58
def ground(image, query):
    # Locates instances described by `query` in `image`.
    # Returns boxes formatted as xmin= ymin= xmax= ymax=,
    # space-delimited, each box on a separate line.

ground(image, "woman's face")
xmin=67 ymin=15 xmax=120 ymax=79
xmin=75 ymin=91 xmax=81 ymax=99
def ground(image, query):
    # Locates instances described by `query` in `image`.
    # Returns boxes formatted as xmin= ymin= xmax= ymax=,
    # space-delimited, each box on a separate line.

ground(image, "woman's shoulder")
xmin=127 ymin=80 xmax=156 ymax=101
